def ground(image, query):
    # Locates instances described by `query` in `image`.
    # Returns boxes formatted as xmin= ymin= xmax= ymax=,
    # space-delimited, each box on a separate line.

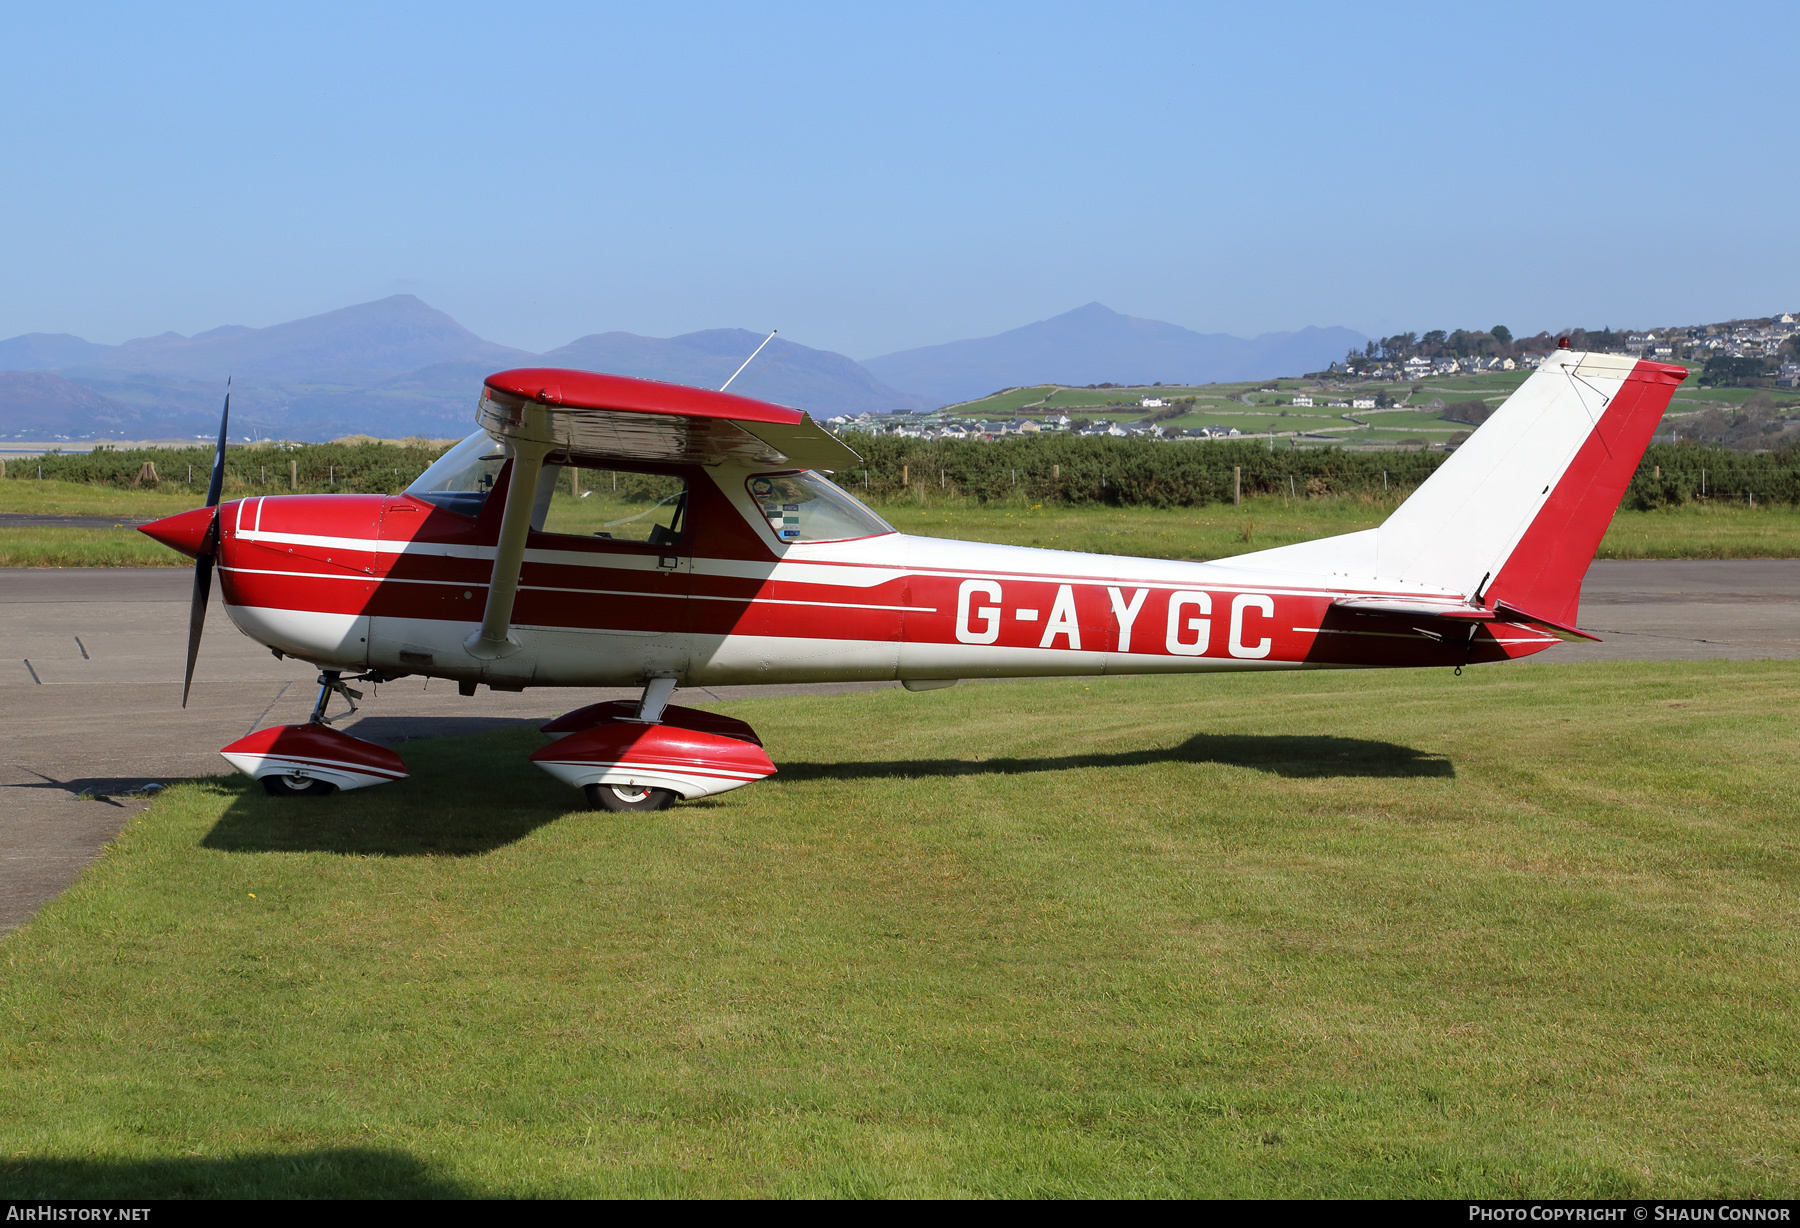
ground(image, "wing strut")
xmin=466 ymin=405 xmax=554 ymax=660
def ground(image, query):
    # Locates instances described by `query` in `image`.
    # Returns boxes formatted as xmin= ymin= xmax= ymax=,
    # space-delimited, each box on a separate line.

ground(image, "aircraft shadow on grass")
xmin=201 ymin=730 xmax=1452 ymax=859
xmin=0 ymin=1147 xmax=470 ymax=1199
xmin=773 ymin=732 xmax=1455 ymax=784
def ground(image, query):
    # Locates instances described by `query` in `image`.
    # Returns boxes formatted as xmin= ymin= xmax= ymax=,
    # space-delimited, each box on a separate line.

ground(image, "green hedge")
xmin=3 ymin=441 xmax=450 ymax=496
xmin=10 ymin=436 xmax=1800 ymax=509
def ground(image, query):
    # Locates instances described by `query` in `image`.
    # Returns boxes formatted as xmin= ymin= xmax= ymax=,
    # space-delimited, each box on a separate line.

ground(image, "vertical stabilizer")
xmin=1372 ymin=351 xmax=1684 ymax=623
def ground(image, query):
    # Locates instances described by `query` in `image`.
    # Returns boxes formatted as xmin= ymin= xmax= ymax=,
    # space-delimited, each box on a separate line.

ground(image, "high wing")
xmin=478 ymin=367 xmax=861 ymax=472
xmin=466 ymin=367 xmax=862 ymax=662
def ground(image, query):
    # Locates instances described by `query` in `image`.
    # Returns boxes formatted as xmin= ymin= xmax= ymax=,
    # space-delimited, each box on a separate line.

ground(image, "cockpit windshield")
xmin=407 ymin=432 xmax=507 ymax=517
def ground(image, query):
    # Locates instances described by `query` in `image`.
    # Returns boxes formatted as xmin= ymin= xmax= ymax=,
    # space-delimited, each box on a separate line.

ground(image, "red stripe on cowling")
xmin=1486 ymin=360 xmax=1685 ymax=629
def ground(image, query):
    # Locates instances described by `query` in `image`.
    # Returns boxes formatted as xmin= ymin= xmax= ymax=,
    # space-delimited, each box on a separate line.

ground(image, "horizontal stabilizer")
xmin=1328 ymin=596 xmax=1599 ymax=642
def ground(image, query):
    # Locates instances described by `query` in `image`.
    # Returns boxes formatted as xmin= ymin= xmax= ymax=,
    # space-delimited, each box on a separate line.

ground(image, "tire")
xmin=261 ymin=773 xmax=338 ymax=798
xmin=584 ymin=782 xmax=678 ymax=812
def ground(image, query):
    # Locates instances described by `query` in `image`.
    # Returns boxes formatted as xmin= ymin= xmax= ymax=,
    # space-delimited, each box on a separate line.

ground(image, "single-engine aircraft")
xmin=141 ymin=347 xmax=1686 ymax=811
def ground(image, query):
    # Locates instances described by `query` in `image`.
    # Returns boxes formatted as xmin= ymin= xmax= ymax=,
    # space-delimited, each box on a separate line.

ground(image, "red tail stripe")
xmin=1487 ymin=360 xmax=1684 ymax=628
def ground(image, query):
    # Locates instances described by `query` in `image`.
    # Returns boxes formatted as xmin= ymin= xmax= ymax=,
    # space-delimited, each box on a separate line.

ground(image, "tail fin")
xmin=1375 ymin=351 xmax=1683 ymax=625
xmin=1232 ymin=351 xmax=1685 ymax=626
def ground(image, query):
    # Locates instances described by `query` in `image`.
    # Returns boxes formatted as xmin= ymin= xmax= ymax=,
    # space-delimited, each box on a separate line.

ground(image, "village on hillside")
xmin=825 ymin=312 xmax=1800 ymax=452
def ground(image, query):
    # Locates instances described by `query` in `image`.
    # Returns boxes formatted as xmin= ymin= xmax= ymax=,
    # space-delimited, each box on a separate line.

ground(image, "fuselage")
xmin=192 ymin=459 xmax=1560 ymax=693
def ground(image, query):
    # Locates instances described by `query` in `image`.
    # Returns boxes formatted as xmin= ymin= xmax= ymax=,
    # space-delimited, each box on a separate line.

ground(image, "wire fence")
xmin=5 ymin=436 xmax=1799 ymax=510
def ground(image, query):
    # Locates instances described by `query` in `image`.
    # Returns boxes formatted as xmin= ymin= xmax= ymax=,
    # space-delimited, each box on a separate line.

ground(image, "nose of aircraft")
xmin=139 ymin=505 xmax=218 ymax=559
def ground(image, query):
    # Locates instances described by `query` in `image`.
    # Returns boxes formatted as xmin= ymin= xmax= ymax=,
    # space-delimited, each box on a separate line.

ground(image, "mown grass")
xmin=877 ymin=494 xmax=1800 ymax=561
xmin=0 ymin=478 xmax=201 ymax=518
xmin=4 ymin=479 xmax=1797 ymax=568
xmin=2 ymin=662 xmax=1797 ymax=1198
xmin=0 ymin=527 xmax=185 ymax=567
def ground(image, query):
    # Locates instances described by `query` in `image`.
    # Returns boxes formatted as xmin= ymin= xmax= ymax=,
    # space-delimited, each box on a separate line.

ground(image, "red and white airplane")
xmin=141 ymin=347 xmax=1685 ymax=810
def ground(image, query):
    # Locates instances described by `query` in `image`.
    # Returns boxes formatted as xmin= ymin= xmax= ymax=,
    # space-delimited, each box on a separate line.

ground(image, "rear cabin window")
xmin=747 ymin=471 xmax=893 ymax=543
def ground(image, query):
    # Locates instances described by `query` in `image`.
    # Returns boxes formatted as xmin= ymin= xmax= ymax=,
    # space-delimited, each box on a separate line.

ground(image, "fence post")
xmin=1233 ymin=466 xmax=1241 ymax=506
xmin=902 ymin=464 xmax=908 ymax=486
xmin=1052 ymin=463 xmax=1060 ymax=480
xmin=1289 ymin=475 xmax=1296 ymax=499
xmin=290 ymin=459 xmax=297 ymax=490
xmin=1382 ymin=470 xmax=1387 ymax=491
xmin=570 ymin=467 xmax=581 ymax=498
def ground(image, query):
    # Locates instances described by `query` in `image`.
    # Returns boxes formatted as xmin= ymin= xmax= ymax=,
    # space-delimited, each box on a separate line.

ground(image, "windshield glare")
xmin=407 ymin=432 xmax=507 ymax=517
xmin=747 ymin=471 xmax=894 ymax=543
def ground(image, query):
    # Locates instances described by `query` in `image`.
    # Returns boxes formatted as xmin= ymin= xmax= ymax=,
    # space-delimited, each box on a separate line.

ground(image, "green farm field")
xmin=3 ymin=662 xmax=1797 ymax=1197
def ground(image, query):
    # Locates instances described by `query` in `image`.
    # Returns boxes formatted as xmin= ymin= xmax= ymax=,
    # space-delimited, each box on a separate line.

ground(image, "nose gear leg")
xmin=309 ymin=670 xmax=365 ymax=726
xmin=635 ymin=674 xmax=677 ymax=723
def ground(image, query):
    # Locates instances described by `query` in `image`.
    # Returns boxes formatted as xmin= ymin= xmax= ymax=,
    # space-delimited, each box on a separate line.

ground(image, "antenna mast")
xmin=720 ymin=330 xmax=777 ymax=392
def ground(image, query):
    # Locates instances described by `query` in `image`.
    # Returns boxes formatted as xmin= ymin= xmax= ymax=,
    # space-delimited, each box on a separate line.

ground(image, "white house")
xmin=1351 ymin=396 xmax=1376 ymax=409
xmin=1290 ymin=394 xmax=1314 ymax=407
xmin=1140 ymin=397 xmax=1166 ymax=409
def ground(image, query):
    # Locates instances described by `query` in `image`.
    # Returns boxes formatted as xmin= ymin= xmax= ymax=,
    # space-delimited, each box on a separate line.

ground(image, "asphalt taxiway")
xmin=3 ymin=560 xmax=1797 ymax=934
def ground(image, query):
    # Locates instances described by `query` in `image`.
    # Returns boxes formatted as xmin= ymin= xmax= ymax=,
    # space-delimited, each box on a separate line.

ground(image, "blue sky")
xmin=3 ymin=1 xmax=1795 ymax=357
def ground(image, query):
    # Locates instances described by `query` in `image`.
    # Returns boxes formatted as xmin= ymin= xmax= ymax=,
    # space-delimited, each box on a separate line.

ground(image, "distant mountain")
xmin=862 ymin=303 xmax=1369 ymax=405
xmin=544 ymin=329 xmax=932 ymax=415
xmin=0 ymin=372 xmax=141 ymax=436
xmin=62 ymin=296 xmax=536 ymax=383
xmin=0 ymin=333 xmax=114 ymax=371
xmin=0 ymin=299 xmax=926 ymax=440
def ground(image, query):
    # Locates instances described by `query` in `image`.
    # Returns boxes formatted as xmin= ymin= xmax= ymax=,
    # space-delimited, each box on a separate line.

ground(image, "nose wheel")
xmin=584 ymin=783 xmax=677 ymax=812
xmin=262 ymin=773 xmax=338 ymax=798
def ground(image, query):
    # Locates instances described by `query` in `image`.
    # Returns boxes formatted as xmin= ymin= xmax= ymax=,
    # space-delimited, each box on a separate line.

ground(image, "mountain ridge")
xmin=862 ymin=302 xmax=1367 ymax=405
xmin=1 ymin=296 xmax=1367 ymax=440
xmin=0 ymin=298 xmax=928 ymax=439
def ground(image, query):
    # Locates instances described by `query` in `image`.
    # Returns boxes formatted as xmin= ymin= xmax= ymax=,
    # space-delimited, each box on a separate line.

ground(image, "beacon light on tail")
xmin=142 ymin=345 xmax=1686 ymax=811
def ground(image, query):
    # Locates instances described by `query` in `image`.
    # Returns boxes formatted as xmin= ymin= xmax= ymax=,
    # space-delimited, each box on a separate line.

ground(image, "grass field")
xmin=4 ymin=479 xmax=1798 ymax=567
xmin=875 ymin=496 xmax=1800 ymax=561
xmin=933 ymin=370 xmax=1799 ymax=448
xmin=2 ymin=661 xmax=1797 ymax=1197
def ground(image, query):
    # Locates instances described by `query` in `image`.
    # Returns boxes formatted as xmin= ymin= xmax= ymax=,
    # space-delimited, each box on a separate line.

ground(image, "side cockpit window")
xmin=747 ymin=471 xmax=893 ymax=543
xmin=537 ymin=466 xmax=688 ymax=547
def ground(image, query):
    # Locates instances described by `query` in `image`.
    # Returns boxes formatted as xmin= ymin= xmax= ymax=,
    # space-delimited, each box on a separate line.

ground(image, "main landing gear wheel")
xmin=262 ymin=773 xmax=338 ymax=798
xmin=584 ymin=783 xmax=677 ymax=812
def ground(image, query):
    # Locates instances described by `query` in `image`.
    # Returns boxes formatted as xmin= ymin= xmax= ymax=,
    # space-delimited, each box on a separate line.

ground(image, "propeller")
xmin=182 ymin=381 xmax=230 ymax=708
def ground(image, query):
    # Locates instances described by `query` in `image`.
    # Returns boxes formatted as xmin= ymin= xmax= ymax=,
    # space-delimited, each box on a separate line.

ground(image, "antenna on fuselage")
xmin=719 ymin=329 xmax=777 ymax=392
